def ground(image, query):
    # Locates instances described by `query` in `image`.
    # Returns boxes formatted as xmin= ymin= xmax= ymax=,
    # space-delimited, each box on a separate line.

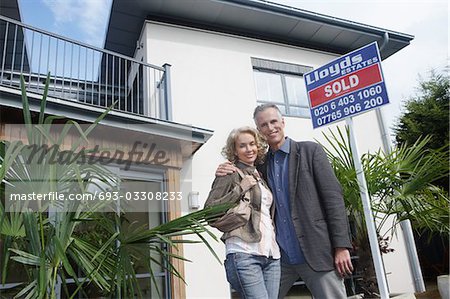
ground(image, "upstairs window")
xmin=252 ymin=58 xmax=312 ymax=118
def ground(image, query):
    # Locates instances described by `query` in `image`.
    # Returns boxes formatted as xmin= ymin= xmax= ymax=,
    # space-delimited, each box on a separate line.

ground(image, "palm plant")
xmin=321 ymin=126 xmax=448 ymax=237
xmin=320 ymin=126 xmax=449 ymax=295
xmin=0 ymin=75 xmax=229 ymax=298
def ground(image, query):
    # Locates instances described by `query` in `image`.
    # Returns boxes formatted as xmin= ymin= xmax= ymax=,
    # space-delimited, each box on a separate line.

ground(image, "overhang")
xmin=104 ymin=0 xmax=413 ymax=60
xmin=0 ymin=0 xmax=21 ymax=20
xmin=0 ymin=0 xmax=213 ymax=160
xmin=0 ymin=86 xmax=213 ymax=161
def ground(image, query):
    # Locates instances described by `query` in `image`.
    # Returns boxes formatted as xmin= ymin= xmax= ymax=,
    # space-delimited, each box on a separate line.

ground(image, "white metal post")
xmin=401 ymin=219 xmax=426 ymax=292
xmin=376 ymin=107 xmax=426 ymax=293
xmin=346 ymin=117 xmax=390 ymax=299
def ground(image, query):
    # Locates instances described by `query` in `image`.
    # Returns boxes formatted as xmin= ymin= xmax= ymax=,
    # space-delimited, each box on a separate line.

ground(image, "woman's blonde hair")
xmin=221 ymin=126 xmax=267 ymax=165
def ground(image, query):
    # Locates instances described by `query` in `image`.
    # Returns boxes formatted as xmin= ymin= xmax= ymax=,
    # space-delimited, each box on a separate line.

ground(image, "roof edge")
xmin=218 ymin=0 xmax=414 ymax=41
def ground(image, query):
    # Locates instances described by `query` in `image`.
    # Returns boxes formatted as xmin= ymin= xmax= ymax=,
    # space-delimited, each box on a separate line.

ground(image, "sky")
xmin=17 ymin=0 xmax=449 ymax=138
xmin=18 ymin=0 xmax=111 ymax=47
xmin=276 ymin=0 xmax=448 ymax=136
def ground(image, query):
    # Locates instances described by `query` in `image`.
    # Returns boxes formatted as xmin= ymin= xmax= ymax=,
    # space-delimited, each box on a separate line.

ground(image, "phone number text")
xmin=311 ymin=84 xmax=388 ymax=127
xmin=95 ymin=191 xmax=182 ymax=201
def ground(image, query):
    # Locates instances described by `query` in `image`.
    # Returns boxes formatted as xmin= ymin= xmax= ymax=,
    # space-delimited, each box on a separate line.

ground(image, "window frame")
xmin=0 ymin=165 xmax=173 ymax=299
xmin=251 ymin=57 xmax=313 ymax=118
xmin=115 ymin=166 xmax=172 ymax=299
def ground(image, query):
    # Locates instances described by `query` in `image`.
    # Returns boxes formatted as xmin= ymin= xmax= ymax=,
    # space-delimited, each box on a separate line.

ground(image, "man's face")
xmin=255 ymin=108 xmax=285 ymax=149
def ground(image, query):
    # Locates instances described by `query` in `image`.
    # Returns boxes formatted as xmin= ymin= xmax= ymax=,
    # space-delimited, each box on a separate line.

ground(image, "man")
xmin=217 ymin=104 xmax=353 ymax=298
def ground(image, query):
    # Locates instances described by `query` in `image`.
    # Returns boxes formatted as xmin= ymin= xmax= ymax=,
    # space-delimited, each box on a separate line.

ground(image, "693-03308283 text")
xmin=8 ymin=191 xmax=183 ymax=202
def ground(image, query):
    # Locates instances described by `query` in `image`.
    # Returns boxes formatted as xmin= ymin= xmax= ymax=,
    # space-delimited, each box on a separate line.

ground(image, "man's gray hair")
xmin=253 ymin=104 xmax=283 ymax=121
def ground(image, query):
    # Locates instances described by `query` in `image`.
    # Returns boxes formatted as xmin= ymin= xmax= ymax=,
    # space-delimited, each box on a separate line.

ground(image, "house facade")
xmin=1 ymin=0 xmax=417 ymax=298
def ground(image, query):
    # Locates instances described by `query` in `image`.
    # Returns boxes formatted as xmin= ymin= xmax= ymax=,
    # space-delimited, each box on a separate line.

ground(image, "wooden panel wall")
xmin=166 ymin=168 xmax=186 ymax=299
xmin=0 ymin=123 xmax=184 ymax=169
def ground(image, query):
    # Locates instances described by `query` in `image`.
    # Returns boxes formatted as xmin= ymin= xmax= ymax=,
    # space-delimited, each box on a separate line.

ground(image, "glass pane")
xmin=120 ymin=179 xmax=164 ymax=275
xmin=0 ymin=261 xmax=27 ymax=284
xmin=276 ymin=104 xmax=287 ymax=115
xmin=285 ymin=75 xmax=309 ymax=107
xmin=288 ymin=106 xmax=311 ymax=118
xmin=138 ymin=276 xmax=166 ymax=298
xmin=120 ymin=179 xmax=162 ymax=217
xmin=62 ymin=276 xmax=167 ymax=298
xmin=254 ymin=71 xmax=284 ymax=104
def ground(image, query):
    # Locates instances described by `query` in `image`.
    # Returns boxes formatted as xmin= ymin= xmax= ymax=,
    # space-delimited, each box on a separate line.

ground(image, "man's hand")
xmin=215 ymin=161 xmax=237 ymax=177
xmin=334 ymin=247 xmax=353 ymax=277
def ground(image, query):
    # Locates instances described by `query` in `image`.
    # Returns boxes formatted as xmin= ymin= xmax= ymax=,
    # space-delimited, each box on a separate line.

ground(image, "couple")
xmin=205 ymin=104 xmax=354 ymax=299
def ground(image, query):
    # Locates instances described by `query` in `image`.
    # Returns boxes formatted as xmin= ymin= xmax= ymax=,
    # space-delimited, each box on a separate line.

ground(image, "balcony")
xmin=0 ymin=15 xmax=171 ymax=121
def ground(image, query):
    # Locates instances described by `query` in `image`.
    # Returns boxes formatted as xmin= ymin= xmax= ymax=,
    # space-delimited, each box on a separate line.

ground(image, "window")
xmin=252 ymin=58 xmax=312 ymax=118
xmin=114 ymin=168 xmax=171 ymax=298
xmin=1 ymin=165 xmax=171 ymax=298
xmin=65 ymin=167 xmax=170 ymax=298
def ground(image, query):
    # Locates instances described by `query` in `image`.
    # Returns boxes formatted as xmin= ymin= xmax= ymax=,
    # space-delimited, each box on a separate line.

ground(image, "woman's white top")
xmin=225 ymin=175 xmax=280 ymax=259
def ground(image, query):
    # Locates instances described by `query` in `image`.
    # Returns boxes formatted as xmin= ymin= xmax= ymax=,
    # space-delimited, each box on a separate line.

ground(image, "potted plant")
xmin=321 ymin=127 xmax=449 ymax=297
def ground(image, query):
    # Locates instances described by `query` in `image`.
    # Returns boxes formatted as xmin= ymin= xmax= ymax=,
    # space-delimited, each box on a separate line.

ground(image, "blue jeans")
xmin=225 ymin=252 xmax=280 ymax=299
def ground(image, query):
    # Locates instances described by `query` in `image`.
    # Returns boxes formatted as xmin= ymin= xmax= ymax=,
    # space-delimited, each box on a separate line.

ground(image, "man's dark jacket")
xmin=259 ymin=139 xmax=352 ymax=272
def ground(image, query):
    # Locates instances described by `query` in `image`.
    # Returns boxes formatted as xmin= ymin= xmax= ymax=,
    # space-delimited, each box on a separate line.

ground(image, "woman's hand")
xmin=240 ymin=175 xmax=258 ymax=192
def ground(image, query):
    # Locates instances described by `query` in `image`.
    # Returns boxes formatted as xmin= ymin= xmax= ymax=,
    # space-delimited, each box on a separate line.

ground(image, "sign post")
xmin=305 ymin=42 xmax=390 ymax=299
xmin=346 ymin=117 xmax=390 ymax=299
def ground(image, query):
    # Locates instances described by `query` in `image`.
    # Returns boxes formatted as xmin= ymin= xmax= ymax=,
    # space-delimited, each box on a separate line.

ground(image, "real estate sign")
xmin=305 ymin=42 xmax=389 ymax=128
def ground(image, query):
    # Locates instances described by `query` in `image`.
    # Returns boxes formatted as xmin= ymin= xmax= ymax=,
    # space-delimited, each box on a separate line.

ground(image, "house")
xmin=0 ymin=0 xmax=416 ymax=298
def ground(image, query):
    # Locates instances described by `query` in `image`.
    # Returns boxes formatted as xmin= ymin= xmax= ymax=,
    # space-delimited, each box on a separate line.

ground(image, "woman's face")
xmin=234 ymin=132 xmax=258 ymax=165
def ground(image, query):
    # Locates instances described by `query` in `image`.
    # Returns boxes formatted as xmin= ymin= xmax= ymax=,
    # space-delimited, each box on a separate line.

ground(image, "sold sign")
xmin=305 ymin=42 xmax=389 ymax=128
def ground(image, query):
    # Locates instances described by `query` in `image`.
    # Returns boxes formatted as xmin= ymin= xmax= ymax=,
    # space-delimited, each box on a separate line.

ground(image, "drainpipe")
xmin=401 ymin=219 xmax=426 ymax=292
xmin=379 ymin=32 xmax=426 ymax=293
xmin=377 ymin=32 xmax=392 ymax=154
xmin=163 ymin=63 xmax=173 ymax=121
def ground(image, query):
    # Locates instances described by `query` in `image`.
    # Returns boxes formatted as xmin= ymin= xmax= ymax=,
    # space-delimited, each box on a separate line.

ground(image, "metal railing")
xmin=0 ymin=15 xmax=170 ymax=120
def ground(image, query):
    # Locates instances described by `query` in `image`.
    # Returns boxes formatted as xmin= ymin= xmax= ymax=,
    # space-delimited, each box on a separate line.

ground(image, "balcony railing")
xmin=0 ymin=15 xmax=171 ymax=120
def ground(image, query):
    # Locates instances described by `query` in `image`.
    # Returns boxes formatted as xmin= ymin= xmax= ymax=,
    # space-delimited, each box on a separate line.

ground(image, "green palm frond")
xmin=320 ymin=126 xmax=449 ymax=241
xmin=1 ymin=74 xmax=229 ymax=298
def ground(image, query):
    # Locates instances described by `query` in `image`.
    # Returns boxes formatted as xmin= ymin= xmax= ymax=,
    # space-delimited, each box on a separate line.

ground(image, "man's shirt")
xmin=267 ymin=137 xmax=306 ymax=265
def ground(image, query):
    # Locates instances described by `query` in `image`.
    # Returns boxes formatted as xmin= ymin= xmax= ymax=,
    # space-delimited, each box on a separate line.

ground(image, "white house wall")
xmin=141 ymin=21 xmax=413 ymax=298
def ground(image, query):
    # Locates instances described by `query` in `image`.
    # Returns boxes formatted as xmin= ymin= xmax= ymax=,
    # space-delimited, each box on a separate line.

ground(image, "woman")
xmin=205 ymin=126 xmax=280 ymax=299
